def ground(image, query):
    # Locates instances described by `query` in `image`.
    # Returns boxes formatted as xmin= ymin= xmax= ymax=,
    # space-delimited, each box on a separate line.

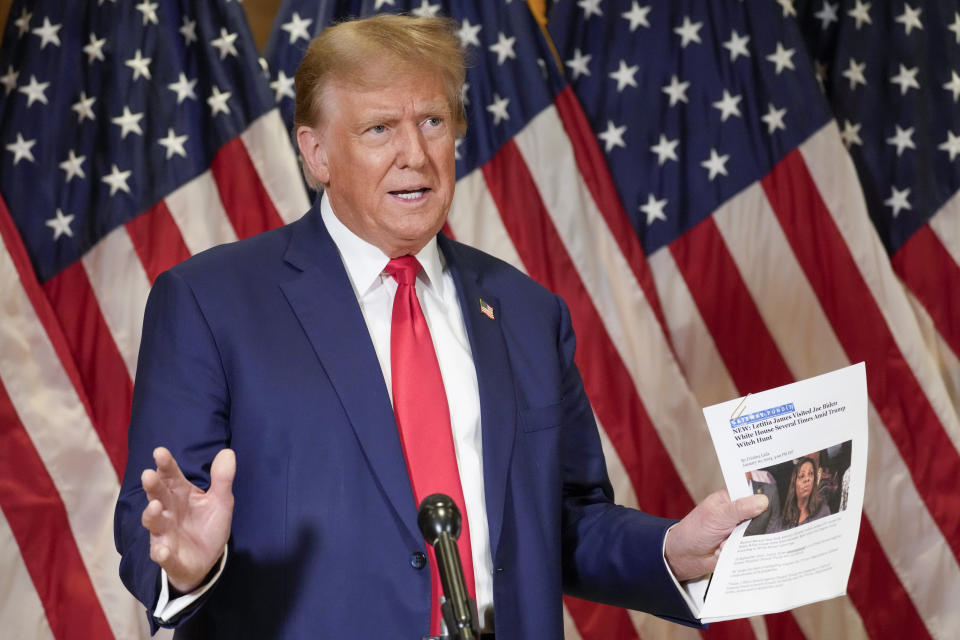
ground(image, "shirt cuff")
xmin=661 ymin=524 xmax=707 ymax=619
xmin=154 ymin=546 xmax=228 ymax=624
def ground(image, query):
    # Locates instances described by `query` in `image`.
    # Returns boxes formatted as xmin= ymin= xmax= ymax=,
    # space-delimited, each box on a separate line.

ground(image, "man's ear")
xmin=296 ymin=125 xmax=330 ymax=185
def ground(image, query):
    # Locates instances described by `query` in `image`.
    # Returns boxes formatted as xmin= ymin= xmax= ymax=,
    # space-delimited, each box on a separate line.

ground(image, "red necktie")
xmin=385 ymin=256 xmax=476 ymax=636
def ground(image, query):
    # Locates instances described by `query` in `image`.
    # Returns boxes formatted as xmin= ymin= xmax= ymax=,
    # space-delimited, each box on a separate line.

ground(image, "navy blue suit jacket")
xmin=114 ymin=201 xmax=697 ymax=638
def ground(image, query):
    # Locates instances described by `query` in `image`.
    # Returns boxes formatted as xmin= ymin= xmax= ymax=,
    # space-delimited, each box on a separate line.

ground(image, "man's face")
xmin=300 ymin=68 xmax=457 ymax=257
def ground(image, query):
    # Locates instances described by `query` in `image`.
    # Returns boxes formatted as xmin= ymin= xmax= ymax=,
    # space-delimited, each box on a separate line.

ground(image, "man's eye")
xmin=370 ymin=125 xmax=386 ymax=134
xmin=425 ymin=117 xmax=441 ymax=127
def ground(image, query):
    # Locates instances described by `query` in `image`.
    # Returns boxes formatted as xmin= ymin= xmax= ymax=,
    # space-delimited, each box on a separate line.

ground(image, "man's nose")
xmin=394 ymin=122 xmax=428 ymax=169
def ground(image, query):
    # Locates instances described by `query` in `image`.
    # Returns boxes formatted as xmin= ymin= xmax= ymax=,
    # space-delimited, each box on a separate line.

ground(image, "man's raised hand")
xmin=140 ymin=447 xmax=236 ymax=593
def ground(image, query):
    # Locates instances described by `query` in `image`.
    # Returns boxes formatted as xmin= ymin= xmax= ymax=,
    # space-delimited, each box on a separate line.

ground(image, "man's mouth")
xmin=390 ymin=188 xmax=429 ymax=201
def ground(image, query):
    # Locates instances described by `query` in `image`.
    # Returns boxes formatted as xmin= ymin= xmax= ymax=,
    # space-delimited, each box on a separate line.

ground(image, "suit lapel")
xmin=279 ymin=207 xmax=421 ymax=545
xmin=440 ymin=236 xmax=517 ymax=562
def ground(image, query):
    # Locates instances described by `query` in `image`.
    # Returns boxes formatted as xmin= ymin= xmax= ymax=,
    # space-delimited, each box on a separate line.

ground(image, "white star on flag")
xmin=577 ymin=0 xmax=603 ymax=19
xmin=18 ymin=75 xmax=49 ymax=107
xmin=208 ymin=86 xmax=232 ymax=115
xmin=777 ymin=0 xmax=797 ymax=18
xmin=136 ymin=0 xmax=159 ymax=26
xmin=886 ymin=125 xmax=916 ymax=157
xmin=890 ymin=64 xmax=920 ymax=95
xmin=0 ymin=66 xmax=17 ymax=94
xmin=895 ymin=4 xmax=923 ymax=35
xmin=712 ymin=90 xmax=742 ymax=122
xmin=839 ymin=119 xmax=863 ymax=147
xmin=125 ymin=50 xmax=152 ymax=81
xmin=650 ymin=134 xmax=679 ymax=165
xmin=761 ymin=103 xmax=787 ymax=133
xmin=938 ymin=130 xmax=960 ymax=161
xmin=942 ymin=71 xmax=960 ymax=102
xmin=950 ymin=12 xmax=960 ymax=44
xmin=565 ymin=49 xmax=592 ymax=80
xmin=211 ymin=28 xmax=239 ymax=60
xmin=6 ymin=132 xmax=36 ymax=164
xmin=883 ymin=185 xmax=911 ymax=217
xmin=639 ymin=193 xmax=668 ymax=225
xmin=158 ymin=128 xmax=188 ymax=159
xmin=723 ymin=30 xmax=751 ymax=62
xmin=101 ymin=164 xmax=132 ymax=196
xmin=168 ymin=73 xmax=198 ymax=104
xmin=815 ymin=2 xmax=839 ymax=29
xmin=59 ymin=149 xmax=86 ymax=181
xmin=281 ymin=12 xmax=313 ymax=44
xmin=489 ymin=32 xmax=517 ymax=66
xmin=486 ymin=93 xmax=510 ymax=124
xmin=842 ymin=58 xmax=867 ymax=90
xmin=71 ymin=92 xmax=96 ymax=123
xmin=411 ymin=1 xmax=441 ymax=18
xmin=609 ymin=60 xmax=639 ymax=92
xmin=848 ymin=0 xmax=872 ymax=29
xmin=662 ymin=75 xmax=690 ymax=106
xmin=597 ymin=120 xmax=627 ymax=152
xmin=374 ymin=0 xmax=395 ymax=9
xmin=622 ymin=2 xmax=651 ymax=32
xmin=112 ymin=106 xmax=144 ymax=138
xmin=270 ymin=71 xmax=295 ymax=102
xmin=674 ymin=17 xmax=703 ymax=48
xmin=83 ymin=33 xmax=107 ymax=63
xmin=45 ymin=208 xmax=75 ymax=240
xmin=457 ymin=19 xmax=482 ymax=48
xmin=180 ymin=16 xmax=198 ymax=44
xmin=31 ymin=17 xmax=61 ymax=49
xmin=701 ymin=148 xmax=730 ymax=180
xmin=13 ymin=7 xmax=30 ymax=37
xmin=766 ymin=42 xmax=796 ymax=75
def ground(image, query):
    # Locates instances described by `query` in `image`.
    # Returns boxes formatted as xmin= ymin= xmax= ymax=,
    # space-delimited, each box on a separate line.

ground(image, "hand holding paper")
xmin=665 ymin=489 xmax=770 ymax=581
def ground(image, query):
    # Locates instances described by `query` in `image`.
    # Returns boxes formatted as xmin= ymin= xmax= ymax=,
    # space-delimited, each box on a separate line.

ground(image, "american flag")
xmin=0 ymin=1 xmax=307 ymax=638
xmin=547 ymin=1 xmax=960 ymax=639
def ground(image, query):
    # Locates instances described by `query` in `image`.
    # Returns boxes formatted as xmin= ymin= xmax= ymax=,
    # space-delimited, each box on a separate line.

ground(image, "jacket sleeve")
xmin=113 ymin=268 xmax=232 ymax=632
xmin=553 ymin=295 xmax=700 ymax=626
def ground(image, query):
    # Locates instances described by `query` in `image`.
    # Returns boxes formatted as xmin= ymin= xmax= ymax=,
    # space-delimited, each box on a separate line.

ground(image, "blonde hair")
xmin=294 ymin=14 xmax=467 ymax=137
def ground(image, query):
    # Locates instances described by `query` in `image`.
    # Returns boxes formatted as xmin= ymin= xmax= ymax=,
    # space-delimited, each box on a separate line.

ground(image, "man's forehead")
xmin=326 ymin=74 xmax=451 ymax=114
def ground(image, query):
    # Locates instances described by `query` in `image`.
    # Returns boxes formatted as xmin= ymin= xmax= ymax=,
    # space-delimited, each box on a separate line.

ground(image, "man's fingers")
xmin=141 ymin=468 xmax=173 ymax=505
xmin=141 ymin=498 xmax=170 ymax=535
xmin=153 ymin=446 xmax=188 ymax=484
xmin=209 ymin=448 xmax=236 ymax=500
xmin=733 ymin=494 xmax=769 ymax=522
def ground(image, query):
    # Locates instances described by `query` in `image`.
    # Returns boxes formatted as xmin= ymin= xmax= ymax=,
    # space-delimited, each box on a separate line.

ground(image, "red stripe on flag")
xmin=0 ymin=381 xmax=115 ymax=640
xmin=891 ymin=223 xmax=960 ymax=361
xmin=669 ymin=216 xmax=795 ymax=394
xmin=562 ymin=598 xmax=640 ymax=640
xmin=42 ymin=264 xmax=131 ymax=479
xmin=125 ymin=200 xmax=191 ymax=285
xmin=483 ymin=140 xmax=756 ymax=640
xmin=209 ymin=137 xmax=285 ymax=240
xmin=552 ymin=87 xmax=668 ymax=334
xmin=848 ymin=518 xmax=932 ymax=639
xmin=762 ymin=149 xmax=960 ymax=559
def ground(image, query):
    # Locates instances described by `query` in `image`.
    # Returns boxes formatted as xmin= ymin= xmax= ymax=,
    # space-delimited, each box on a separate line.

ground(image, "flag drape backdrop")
xmin=1 ymin=1 xmax=957 ymax=639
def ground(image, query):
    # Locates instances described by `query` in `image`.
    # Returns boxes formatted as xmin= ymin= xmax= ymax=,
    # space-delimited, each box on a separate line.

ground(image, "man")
xmin=115 ymin=14 xmax=767 ymax=639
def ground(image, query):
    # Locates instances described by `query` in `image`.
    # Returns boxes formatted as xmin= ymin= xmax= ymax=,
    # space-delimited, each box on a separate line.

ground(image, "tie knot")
xmin=385 ymin=255 xmax=421 ymax=286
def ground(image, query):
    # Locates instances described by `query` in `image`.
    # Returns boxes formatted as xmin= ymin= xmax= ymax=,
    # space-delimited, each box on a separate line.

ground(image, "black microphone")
xmin=417 ymin=494 xmax=479 ymax=640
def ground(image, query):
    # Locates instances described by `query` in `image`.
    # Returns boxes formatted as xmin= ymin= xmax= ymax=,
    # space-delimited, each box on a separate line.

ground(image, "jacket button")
xmin=410 ymin=551 xmax=427 ymax=569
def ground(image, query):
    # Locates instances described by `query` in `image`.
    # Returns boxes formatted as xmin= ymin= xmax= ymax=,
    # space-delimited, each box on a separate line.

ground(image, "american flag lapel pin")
xmin=479 ymin=298 xmax=495 ymax=320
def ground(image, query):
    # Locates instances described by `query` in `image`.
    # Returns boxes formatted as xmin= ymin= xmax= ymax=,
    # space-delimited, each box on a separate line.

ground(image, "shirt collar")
xmin=320 ymin=193 xmax=446 ymax=297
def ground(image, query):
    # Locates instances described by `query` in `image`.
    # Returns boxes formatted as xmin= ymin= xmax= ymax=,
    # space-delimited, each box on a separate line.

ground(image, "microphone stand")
xmin=418 ymin=494 xmax=480 ymax=640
